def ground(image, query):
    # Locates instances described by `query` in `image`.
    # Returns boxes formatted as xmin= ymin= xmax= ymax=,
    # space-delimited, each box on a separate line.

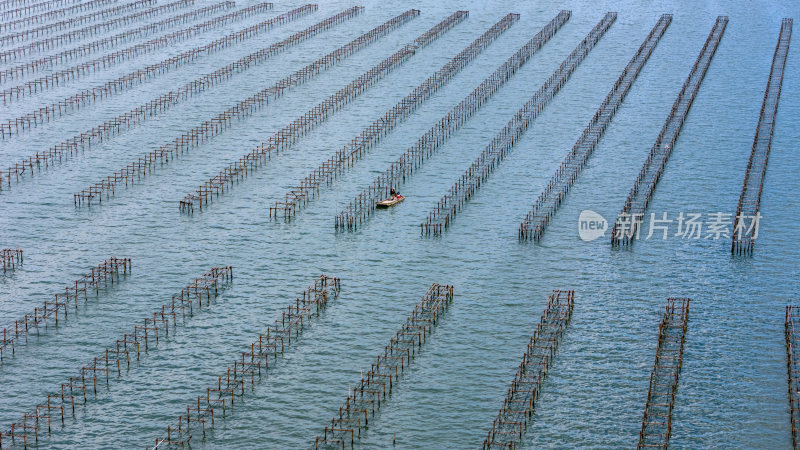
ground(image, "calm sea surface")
xmin=1 ymin=0 xmax=799 ymax=447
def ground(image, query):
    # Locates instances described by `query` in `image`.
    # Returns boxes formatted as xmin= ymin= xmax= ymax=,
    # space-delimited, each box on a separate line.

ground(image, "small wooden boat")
xmin=376 ymin=194 xmax=404 ymax=208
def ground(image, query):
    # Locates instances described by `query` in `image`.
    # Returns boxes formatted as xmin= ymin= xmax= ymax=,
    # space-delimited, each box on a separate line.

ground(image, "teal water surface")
xmin=1 ymin=0 xmax=799 ymax=448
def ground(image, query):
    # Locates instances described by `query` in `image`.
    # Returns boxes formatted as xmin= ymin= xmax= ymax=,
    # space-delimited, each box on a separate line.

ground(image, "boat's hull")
xmin=376 ymin=196 xmax=404 ymax=207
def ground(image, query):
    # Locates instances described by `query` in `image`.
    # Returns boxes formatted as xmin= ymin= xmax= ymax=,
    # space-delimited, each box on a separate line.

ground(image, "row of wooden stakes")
xmin=1 ymin=0 xmax=137 ymax=33
xmin=5 ymin=4 xmax=317 ymax=194
xmin=0 ymin=0 xmax=194 ymax=60
xmin=1 ymin=248 xmax=23 ymax=272
xmin=518 ymin=14 xmax=672 ymax=242
xmin=422 ymin=13 xmax=617 ymax=236
xmin=0 ymin=2 xmax=269 ymax=105
xmin=610 ymin=17 xmax=728 ymax=247
xmin=315 ymin=283 xmax=453 ymax=449
xmin=335 ymin=10 xmax=570 ymax=232
xmin=0 ymin=0 xmax=232 ymax=74
xmin=79 ymin=5 xmax=378 ymax=207
xmin=1 ymin=0 xmax=96 ymax=20
xmin=0 ymin=0 xmax=155 ymax=44
xmin=0 ymin=256 xmax=130 ymax=362
xmin=277 ymin=12 xmax=519 ymax=220
xmin=0 ymin=265 xmax=232 ymax=448
xmin=156 ymin=275 xmax=340 ymax=448
xmin=195 ymin=10 xmax=468 ymax=214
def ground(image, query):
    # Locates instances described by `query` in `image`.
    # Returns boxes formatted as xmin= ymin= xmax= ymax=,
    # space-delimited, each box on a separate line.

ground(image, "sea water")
xmin=1 ymin=0 xmax=799 ymax=447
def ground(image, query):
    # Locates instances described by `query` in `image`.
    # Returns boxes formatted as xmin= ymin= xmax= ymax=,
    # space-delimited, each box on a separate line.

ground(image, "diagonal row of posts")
xmin=483 ymin=289 xmax=574 ymax=449
xmin=0 ymin=0 xmax=194 ymax=58
xmin=0 ymin=2 xmax=275 ymax=123
xmin=610 ymin=16 xmax=728 ymax=247
xmin=272 ymin=11 xmax=521 ymax=220
xmin=0 ymin=0 xmax=251 ymax=130
xmin=0 ymin=0 xmax=155 ymax=44
xmin=638 ymin=298 xmax=690 ymax=449
xmin=313 ymin=283 xmax=453 ymax=449
xmin=179 ymin=9 xmax=469 ymax=213
xmin=785 ymin=305 xmax=800 ymax=449
xmin=0 ymin=0 xmax=122 ymax=32
xmin=153 ymin=275 xmax=340 ymax=449
xmin=1 ymin=248 xmax=23 ymax=273
xmin=731 ymin=18 xmax=792 ymax=255
xmin=0 ymin=0 xmax=234 ymax=72
xmin=0 ymin=257 xmax=130 ymax=362
xmin=335 ymin=10 xmax=571 ymax=232
xmin=0 ymin=0 xmax=151 ymax=37
xmin=0 ymin=4 xmax=322 ymax=190
xmin=0 ymin=266 xmax=233 ymax=448
xmin=0 ymin=1 xmax=268 ymax=105
xmin=421 ymin=12 xmax=617 ymax=236
xmin=2 ymin=0 xmax=107 ymax=21
xmin=75 ymin=7 xmax=419 ymax=207
xmin=519 ymin=14 xmax=672 ymax=242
